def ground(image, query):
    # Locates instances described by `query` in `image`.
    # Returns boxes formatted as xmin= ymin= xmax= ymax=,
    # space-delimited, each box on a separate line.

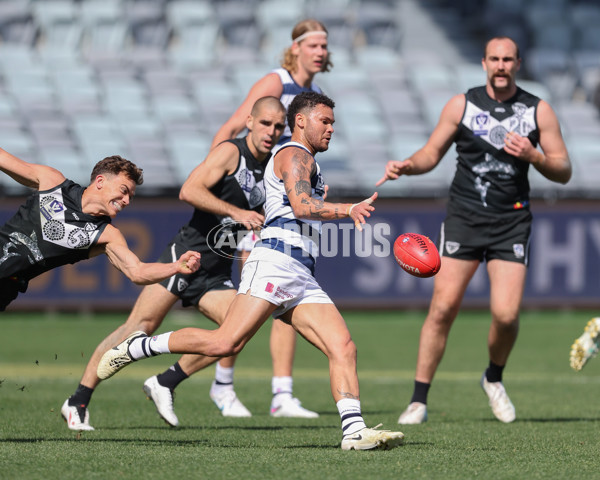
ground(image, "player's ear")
xmin=291 ymin=41 xmax=300 ymax=56
xmin=295 ymin=113 xmax=305 ymax=129
xmin=94 ymin=174 xmax=105 ymax=189
xmin=246 ymin=114 xmax=254 ymax=131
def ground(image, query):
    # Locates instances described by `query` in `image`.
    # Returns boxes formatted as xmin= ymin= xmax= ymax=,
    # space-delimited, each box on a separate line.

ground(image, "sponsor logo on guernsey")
xmin=513 ymin=244 xmax=525 ymax=258
xmin=445 ymin=241 xmax=460 ymax=254
xmin=274 ymin=286 xmax=293 ymax=300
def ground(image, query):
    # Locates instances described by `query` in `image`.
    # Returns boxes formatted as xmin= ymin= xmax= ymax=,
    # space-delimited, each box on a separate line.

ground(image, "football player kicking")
xmin=62 ymin=97 xmax=317 ymax=431
xmin=97 ymin=92 xmax=405 ymax=451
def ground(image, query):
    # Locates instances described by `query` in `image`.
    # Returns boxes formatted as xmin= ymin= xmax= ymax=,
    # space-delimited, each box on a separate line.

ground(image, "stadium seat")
xmin=39 ymin=146 xmax=89 ymax=186
xmin=0 ymin=1 xmax=36 ymax=46
xmin=125 ymin=1 xmax=171 ymax=48
xmin=166 ymin=132 xmax=212 ymax=183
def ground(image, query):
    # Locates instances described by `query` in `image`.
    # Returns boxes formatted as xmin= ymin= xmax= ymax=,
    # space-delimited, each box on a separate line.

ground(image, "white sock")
xmin=337 ymin=398 xmax=366 ymax=436
xmin=271 ymin=376 xmax=293 ymax=405
xmin=128 ymin=332 xmax=172 ymax=360
xmin=213 ymin=363 xmax=235 ymax=387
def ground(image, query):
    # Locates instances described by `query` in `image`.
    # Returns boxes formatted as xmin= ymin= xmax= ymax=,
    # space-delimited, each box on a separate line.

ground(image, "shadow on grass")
xmin=97 ymin=424 xmax=339 ymax=431
xmin=0 ymin=437 xmax=341 ymax=449
xmin=516 ymin=417 xmax=600 ymax=423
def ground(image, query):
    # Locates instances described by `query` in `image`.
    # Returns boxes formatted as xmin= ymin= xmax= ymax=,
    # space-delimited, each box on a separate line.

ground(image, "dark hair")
xmin=251 ymin=96 xmax=286 ymax=116
xmin=90 ymin=155 xmax=144 ymax=185
xmin=287 ymin=91 xmax=335 ymax=132
xmin=484 ymin=36 xmax=520 ymax=60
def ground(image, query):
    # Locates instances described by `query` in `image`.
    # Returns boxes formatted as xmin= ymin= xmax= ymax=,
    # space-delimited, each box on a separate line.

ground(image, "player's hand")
xmin=503 ymin=131 xmax=536 ymax=160
xmin=375 ymin=160 xmax=412 ymax=186
xmin=177 ymin=251 xmax=201 ymax=274
xmin=235 ymin=210 xmax=265 ymax=231
xmin=348 ymin=192 xmax=377 ymax=232
xmin=323 ymin=184 xmax=329 ymax=200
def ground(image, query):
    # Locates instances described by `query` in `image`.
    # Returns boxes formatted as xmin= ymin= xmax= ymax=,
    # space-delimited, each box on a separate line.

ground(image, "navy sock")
xmin=156 ymin=362 xmax=189 ymax=391
xmin=485 ymin=361 xmax=505 ymax=383
xmin=69 ymin=384 xmax=94 ymax=407
xmin=410 ymin=380 xmax=431 ymax=404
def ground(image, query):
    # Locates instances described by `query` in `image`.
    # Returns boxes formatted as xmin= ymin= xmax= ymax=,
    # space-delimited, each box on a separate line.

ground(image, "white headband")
xmin=293 ymin=30 xmax=328 ymax=43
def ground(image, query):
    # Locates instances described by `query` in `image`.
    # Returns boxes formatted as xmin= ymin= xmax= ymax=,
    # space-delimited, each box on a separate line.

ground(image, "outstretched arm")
xmin=277 ymin=147 xmax=376 ymax=231
xmin=503 ymin=100 xmax=571 ymax=184
xmin=376 ymin=94 xmax=464 ymax=186
xmin=95 ymin=225 xmax=201 ymax=285
xmin=0 ymin=148 xmax=65 ymax=190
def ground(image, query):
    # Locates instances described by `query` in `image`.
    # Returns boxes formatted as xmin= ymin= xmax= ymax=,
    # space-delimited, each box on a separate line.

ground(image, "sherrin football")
xmin=393 ymin=233 xmax=441 ymax=278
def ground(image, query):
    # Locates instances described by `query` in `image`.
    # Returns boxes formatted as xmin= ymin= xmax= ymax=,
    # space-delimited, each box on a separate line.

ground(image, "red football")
xmin=393 ymin=233 xmax=441 ymax=278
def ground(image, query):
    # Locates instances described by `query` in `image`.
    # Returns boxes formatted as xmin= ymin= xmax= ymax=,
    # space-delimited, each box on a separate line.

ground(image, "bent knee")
xmin=210 ymin=339 xmax=241 ymax=357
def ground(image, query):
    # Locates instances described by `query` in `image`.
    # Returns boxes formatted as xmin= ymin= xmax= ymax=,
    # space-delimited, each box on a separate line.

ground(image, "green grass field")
xmin=1 ymin=309 xmax=599 ymax=480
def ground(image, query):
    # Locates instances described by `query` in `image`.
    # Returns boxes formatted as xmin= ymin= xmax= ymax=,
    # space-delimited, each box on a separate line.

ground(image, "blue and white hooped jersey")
xmin=273 ymin=68 xmax=322 ymax=142
xmin=256 ymin=141 xmax=326 ymax=274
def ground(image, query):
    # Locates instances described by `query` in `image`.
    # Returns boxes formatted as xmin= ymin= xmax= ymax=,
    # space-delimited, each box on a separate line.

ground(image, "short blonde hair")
xmin=281 ymin=19 xmax=333 ymax=73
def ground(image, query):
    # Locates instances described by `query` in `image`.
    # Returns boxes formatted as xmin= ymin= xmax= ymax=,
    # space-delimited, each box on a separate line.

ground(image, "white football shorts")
xmin=236 ymin=230 xmax=259 ymax=252
xmin=238 ymin=247 xmax=332 ymax=318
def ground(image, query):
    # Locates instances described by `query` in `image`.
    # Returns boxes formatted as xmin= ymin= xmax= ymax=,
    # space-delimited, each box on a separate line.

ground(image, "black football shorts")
xmin=157 ymin=241 xmax=235 ymax=308
xmin=437 ymin=203 xmax=532 ymax=265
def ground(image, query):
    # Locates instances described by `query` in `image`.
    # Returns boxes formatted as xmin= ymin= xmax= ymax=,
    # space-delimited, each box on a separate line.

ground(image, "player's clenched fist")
xmin=177 ymin=251 xmax=201 ymax=274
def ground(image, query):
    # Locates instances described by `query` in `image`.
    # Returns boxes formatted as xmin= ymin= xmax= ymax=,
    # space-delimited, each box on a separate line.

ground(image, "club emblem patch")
xmin=445 ymin=241 xmax=460 ymax=254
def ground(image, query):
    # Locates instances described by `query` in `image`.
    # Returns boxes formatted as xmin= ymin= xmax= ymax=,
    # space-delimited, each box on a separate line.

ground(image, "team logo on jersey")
xmin=471 ymin=112 xmax=490 ymax=135
xmin=43 ymin=220 xmax=66 ymax=241
xmin=513 ymin=243 xmax=525 ymax=258
xmin=177 ymin=278 xmax=189 ymax=292
xmin=249 ymin=184 xmax=265 ymax=209
xmin=40 ymin=196 xmax=65 ymax=221
xmin=445 ymin=241 xmax=460 ymax=254
xmin=67 ymin=229 xmax=90 ymax=248
xmin=489 ymin=125 xmax=509 ymax=146
xmin=512 ymin=102 xmax=527 ymax=117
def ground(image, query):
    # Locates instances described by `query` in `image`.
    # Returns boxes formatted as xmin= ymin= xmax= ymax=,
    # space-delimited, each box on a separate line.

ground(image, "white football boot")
xmin=570 ymin=317 xmax=600 ymax=371
xmin=398 ymin=402 xmax=428 ymax=424
xmin=270 ymin=396 xmax=319 ymax=418
xmin=61 ymin=399 xmax=95 ymax=431
xmin=143 ymin=375 xmax=179 ymax=427
xmin=341 ymin=424 xmax=405 ymax=450
xmin=480 ymin=373 xmax=516 ymax=423
xmin=209 ymin=384 xmax=252 ymax=417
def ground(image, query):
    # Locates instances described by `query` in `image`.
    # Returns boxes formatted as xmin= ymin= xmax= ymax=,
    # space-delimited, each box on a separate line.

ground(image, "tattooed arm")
xmin=275 ymin=146 xmax=377 ymax=228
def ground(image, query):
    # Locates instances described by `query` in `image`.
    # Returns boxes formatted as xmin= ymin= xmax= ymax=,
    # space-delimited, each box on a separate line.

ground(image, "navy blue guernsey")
xmin=179 ymin=137 xmax=269 ymax=273
xmin=0 ymin=179 xmax=111 ymax=282
xmin=449 ymin=86 xmax=540 ymax=213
